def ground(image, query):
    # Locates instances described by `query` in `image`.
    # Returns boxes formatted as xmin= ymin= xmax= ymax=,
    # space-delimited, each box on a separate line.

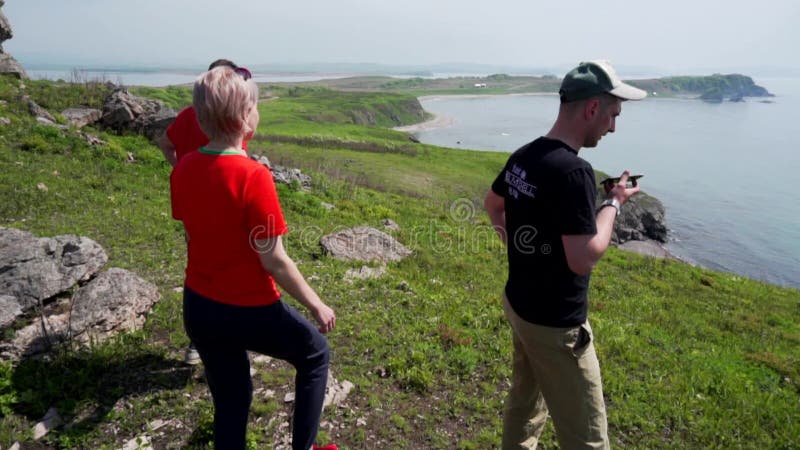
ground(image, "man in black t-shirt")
xmin=484 ymin=60 xmax=646 ymax=450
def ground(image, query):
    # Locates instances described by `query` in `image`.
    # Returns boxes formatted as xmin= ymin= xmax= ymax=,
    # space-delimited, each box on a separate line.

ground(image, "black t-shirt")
xmin=491 ymin=137 xmax=598 ymax=327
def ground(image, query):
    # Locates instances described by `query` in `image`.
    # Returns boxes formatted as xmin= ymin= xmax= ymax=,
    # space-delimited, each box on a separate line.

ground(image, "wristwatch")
xmin=598 ymin=198 xmax=621 ymax=216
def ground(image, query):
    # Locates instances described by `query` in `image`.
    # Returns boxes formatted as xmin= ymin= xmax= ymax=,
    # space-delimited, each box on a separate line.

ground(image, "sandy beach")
xmin=394 ymin=92 xmax=558 ymax=133
xmin=392 ymin=113 xmax=455 ymax=133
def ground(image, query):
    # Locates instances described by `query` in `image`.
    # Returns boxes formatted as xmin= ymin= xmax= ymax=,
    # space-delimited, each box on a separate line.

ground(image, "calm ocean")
xmin=413 ymin=78 xmax=800 ymax=289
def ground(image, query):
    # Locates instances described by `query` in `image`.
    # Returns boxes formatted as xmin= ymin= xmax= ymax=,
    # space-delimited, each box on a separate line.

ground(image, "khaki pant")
xmin=502 ymin=296 xmax=609 ymax=450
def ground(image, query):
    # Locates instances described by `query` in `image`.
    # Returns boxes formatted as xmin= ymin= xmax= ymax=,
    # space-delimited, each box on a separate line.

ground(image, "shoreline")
xmin=395 ymin=92 xmax=558 ymax=133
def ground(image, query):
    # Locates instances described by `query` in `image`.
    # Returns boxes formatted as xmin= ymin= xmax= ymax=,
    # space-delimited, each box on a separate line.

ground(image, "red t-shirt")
xmin=170 ymin=148 xmax=288 ymax=306
xmin=166 ymin=107 xmax=249 ymax=162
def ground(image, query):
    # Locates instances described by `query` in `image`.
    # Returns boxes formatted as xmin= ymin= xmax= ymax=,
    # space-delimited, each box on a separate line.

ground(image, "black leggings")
xmin=183 ymin=286 xmax=329 ymax=450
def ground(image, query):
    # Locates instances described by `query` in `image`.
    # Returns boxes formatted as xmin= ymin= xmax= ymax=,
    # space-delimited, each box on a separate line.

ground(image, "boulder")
xmin=61 ymin=107 xmax=102 ymax=128
xmin=68 ymin=268 xmax=160 ymax=339
xmin=100 ymin=88 xmax=176 ymax=141
xmin=321 ymin=226 xmax=412 ymax=263
xmin=1 ymin=268 xmax=160 ymax=359
xmin=0 ymin=227 xmax=108 ymax=311
xmin=0 ymin=52 xmax=25 ymax=79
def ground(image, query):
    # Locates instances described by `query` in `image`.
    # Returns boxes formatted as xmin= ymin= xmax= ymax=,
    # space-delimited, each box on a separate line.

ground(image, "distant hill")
xmin=273 ymin=73 xmax=773 ymax=101
xmin=628 ymin=74 xmax=773 ymax=102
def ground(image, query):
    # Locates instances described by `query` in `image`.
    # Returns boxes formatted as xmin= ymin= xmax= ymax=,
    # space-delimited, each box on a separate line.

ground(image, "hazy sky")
xmin=3 ymin=0 xmax=798 ymax=75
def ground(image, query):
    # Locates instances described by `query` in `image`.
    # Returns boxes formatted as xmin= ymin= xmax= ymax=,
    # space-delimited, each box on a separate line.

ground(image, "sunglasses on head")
xmin=234 ymin=67 xmax=252 ymax=81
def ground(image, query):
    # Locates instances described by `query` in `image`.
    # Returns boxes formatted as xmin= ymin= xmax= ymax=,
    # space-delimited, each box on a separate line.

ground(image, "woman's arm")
xmin=254 ymin=236 xmax=335 ymax=333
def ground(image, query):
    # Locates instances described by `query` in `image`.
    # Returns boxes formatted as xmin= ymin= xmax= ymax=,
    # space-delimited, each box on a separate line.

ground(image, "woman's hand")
xmin=312 ymin=303 xmax=336 ymax=334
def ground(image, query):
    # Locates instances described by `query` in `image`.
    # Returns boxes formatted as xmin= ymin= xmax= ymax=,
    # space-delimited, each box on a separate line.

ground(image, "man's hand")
xmin=605 ymin=170 xmax=640 ymax=204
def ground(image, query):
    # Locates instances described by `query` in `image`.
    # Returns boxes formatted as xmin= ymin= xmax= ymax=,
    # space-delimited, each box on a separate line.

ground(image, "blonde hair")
xmin=193 ymin=66 xmax=259 ymax=141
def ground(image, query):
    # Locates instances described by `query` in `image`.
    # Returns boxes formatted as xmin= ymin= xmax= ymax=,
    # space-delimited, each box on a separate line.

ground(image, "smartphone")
xmin=599 ymin=174 xmax=643 ymax=188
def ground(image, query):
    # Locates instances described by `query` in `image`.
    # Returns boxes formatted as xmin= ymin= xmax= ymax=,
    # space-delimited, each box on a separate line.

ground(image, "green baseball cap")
xmin=559 ymin=60 xmax=647 ymax=102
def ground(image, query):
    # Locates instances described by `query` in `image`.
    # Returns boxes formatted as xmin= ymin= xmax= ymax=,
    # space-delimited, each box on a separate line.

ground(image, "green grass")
xmin=0 ymin=74 xmax=798 ymax=449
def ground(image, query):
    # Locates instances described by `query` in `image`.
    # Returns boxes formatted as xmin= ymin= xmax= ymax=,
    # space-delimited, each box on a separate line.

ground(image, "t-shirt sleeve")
xmin=244 ymin=166 xmax=288 ymax=238
xmin=490 ymin=159 xmax=512 ymax=197
xmin=556 ymin=168 xmax=598 ymax=235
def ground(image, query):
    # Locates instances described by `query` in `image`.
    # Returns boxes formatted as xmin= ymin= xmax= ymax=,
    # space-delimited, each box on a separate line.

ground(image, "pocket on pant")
xmin=570 ymin=324 xmax=593 ymax=356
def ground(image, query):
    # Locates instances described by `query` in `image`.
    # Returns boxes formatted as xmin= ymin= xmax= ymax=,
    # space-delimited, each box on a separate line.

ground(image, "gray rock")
xmin=69 ymin=268 xmax=160 ymax=339
xmin=1 ymin=268 xmax=160 ymax=359
xmin=1 ymin=309 xmax=70 ymax=359
xmin=0 ymin=227 xmax=108 ymax=311
xmin=323 ymin=373 xmax=354 ymax=408
xmin=119 ymin=434 xmax=153 ymax=450
xmin=0 ymin=295 xmax=22 ymax=329
xmin=344 ymin=265 xmax=387 ymax=281
xmin=0 ymin=116 xmax=11 ymax=125
xmin=100 ymin=88 xmax=176 ymax=141
xmin=32 ymin=407 xmax=62 ymax=440
xmin=271 ymin=165 xmax=312 ymax=189
xmin=61 ymin=107 xmax=102 ymax=129
xmin=23 ymin=95 xmax=55 ymax=123
xmin=78 ymin=131 xmax=106 ymax=146
xmin=596 ymin=191 xmax=667 ymax=244
xmin=321 ymin=227 xmax=412 ymax=263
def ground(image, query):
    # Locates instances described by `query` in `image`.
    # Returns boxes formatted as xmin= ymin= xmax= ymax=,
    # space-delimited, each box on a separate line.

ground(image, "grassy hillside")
xmin=0 ymin=75 xmax=798 ymax=449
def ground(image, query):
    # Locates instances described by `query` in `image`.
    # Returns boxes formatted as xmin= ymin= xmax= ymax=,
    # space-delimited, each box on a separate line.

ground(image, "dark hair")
xmin=208 ymin=59 xmax=238 ymax=71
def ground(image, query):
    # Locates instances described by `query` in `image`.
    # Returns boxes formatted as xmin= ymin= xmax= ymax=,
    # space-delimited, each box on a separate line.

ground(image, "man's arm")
xmin=255 ymin=236 xmax=336 ymax=333
xmin=562 ymin=171 xmax=639 ymax=276
xmin=158 ymin=133 xmax=178 ymax=167
xmin=484 ymin=189 xmax=507 ymax=245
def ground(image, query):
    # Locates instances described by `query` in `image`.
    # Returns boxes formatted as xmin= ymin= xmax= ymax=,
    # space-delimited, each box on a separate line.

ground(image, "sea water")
xmin=413 ymin=78 xmax=800 ymax=289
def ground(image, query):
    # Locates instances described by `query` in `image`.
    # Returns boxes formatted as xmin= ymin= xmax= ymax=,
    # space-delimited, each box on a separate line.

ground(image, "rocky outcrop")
xmin=68 ymin=268 xmax=160 ymax=340
xmin=0 ymin=227 xmax=108 ymax=312
xmin=0 ymin=227 xmax=160 ymax=360
xmin=0 ymin=2 xmax=27 ymax=79
xmin=250 ymin=153 xmax=313 ymax=189
xmin=595 ymin=191 xmax=668 ymax=244
xmin=100 ymin=88 xmax=176 ymax=141
xmin=321 ymin=227 xmax=412 ymax=263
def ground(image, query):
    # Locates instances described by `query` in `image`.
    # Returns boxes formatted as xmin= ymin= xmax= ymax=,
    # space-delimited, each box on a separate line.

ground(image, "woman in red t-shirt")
xmin=170 ymin=66 xmax=337 ymax=450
